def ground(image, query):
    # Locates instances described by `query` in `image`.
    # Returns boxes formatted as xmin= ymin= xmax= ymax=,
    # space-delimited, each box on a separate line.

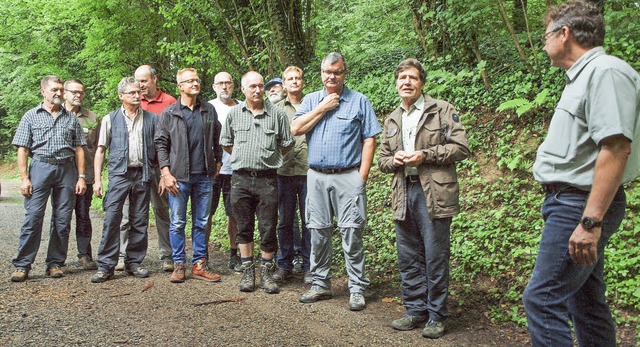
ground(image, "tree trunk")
xmin=513 ymin=0 xmax=527 ymax=32
xmin=497 ymin=0 xmax=533 ymax=73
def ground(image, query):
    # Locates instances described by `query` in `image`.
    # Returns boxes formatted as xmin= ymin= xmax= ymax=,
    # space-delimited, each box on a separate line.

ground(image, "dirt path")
xmin=0 ymin=178 xmax=530 ymax=346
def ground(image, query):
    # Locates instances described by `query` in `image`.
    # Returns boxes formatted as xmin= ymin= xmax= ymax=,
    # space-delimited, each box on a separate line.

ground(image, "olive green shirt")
xmin=275 ymin=97 xmax=308 ymax=176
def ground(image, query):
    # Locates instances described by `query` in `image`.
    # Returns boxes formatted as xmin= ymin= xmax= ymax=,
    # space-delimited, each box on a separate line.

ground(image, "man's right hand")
xmin=20 ymin=178 xmax=32 ymax=197
xmin=93 ymin=181 xmax=103 ymax=198
xmin=319 ymin=93 xmax=340 ymax=113
xmin=163 ymin=173 xmax=179 ymax=196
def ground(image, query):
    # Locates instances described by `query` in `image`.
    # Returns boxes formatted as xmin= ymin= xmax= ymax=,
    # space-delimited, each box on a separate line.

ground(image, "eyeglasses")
xmin=179 ymin=78 xmax=201 ymax=85
xmin=65 ymin=90 xmax=85 ymax=96
xmin=322 ymin=69 xmax=346 ymax=76
xmin=541 ymin=27 xmax=561 ymax=44
xmin=214 ymin=81 xmax=233 ymax=86
xmin=122 ymin=90 xmax=142 ymax=96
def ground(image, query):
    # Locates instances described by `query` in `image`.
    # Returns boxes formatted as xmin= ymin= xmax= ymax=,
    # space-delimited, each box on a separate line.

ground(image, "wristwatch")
xmin=78 ymin=174 xmax=86 ymax=180
xmin=580 ymin=216 xmax=602 ymax=230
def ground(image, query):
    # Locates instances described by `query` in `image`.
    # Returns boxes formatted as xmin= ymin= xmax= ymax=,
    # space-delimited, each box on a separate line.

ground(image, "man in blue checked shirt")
xmin=291 ymin=52 xmax=382 ymax=311
xmin=11 ymin=75 xmax=87 ymax=282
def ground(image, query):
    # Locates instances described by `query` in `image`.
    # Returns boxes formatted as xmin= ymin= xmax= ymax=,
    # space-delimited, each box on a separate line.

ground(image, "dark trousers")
xmin=277 ymin=175 xmax=310 ymax=271
xmin=96 ymin=168 xmax=149 ymax=272
xmin=74 ymin=185 xmax=93 ymax=259
xmin=231 ymin=172 xmax=278 ymax=253
xmin=13 ymin=160 xmax=77 ymax=270
xmin=395 ymin=180 xmax=451 ymax=321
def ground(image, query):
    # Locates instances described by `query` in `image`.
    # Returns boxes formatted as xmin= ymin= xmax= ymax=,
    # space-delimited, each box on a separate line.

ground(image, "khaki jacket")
xmin=378 ymin=94 xmax=470 ymax=220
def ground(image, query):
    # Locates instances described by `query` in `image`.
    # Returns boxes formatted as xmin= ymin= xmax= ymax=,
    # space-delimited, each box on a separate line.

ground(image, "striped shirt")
xmin=220 ymin=101 xmax=295 ymax=171
xmin=12 ymin=103 xmax=86 ymax=160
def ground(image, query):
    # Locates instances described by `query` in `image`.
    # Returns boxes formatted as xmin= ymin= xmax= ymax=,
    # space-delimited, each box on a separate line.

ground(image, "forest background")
xmin=0 ymin=0 xmax=638 ymax=338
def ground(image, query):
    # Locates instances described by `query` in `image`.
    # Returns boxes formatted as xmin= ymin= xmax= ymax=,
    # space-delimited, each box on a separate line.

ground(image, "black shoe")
xmin=292 ymin=255 xmax=303 ymax=274
xmin=272 ymin=268 xmax=292 ymax=283
xmin=228 ymin=254 xmax=241 ymax=271
xmin=239 ymin=261 xmax=255 ymax=292
xmin=260 ymin=262 xmax=280 ymax=294
xmin=91 ymin=271 xmax=113 ymax=283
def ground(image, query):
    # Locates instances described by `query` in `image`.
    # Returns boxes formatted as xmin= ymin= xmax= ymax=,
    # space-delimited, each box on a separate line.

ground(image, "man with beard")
xmin=11 ymin=75 xmax=87 ymax=282
xmin=266 ymin=77 xmax=285 ymax=104
xmin=64 ymin=78 xmax=100 ymax=271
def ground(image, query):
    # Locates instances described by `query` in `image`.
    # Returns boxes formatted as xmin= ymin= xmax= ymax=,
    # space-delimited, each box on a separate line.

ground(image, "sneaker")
xmin=192 ymin=258 xmax=221 ymax=282
xmin=46 ymin=265 xmax=64 ymax=278
xmin=10 ymin=268 xmax=29 ymax=282
xmin=78 ymin=256 xmax=98 ymax=270
xmin=91 ymin=271 xmax=113 ymax=283
xmin=233 ymin=261 xmax=244 ymax=273
xmin=292 ymin=255 xmax=303 ymax=274
xmin=272 ymin=268 xmax=292 ymax=283
xmin=228 ymin=254 xmax=241 ymax=271
xmin=349 ymin=292 xmax=366 ymax=311
xmin=299 ymin=284 xmax=333 ymax=303
xmin=239 ymin=261 xmax=255 ymax=292
xmin=126 ymin=266 xmax=149 ymax=278
xmin=422 ymin=319 xmax=445 ymax=339
xmin=391 ymin=314 xmax=428 ymax=331
xmin=260 ymin=262 xmax=280 ymax=294
xmin=115 ymin=259 xmax=125 ymax=271
xmin=161 ymin=259 xmax=174 ymax=272
xmin=303 ymin=271 xmax=313 ymax=285
xmin=170 ymin=263 xmax=186 ymax=283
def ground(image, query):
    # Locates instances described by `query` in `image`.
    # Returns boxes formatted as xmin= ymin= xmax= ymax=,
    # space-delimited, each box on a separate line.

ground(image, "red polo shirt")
xmin=141 ymin=89 xmax=177 ymax=115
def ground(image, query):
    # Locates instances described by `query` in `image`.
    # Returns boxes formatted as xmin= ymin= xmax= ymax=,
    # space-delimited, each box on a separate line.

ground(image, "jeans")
xmin=74 ymin=184 xmax=94 ymax=259
xmin=168 ymin=174 xmax=213 ymax=264
xmin=277 ymin=175 xmax=310 ymax=271
xmin=523 ymin=186 xmax=626 ymax=347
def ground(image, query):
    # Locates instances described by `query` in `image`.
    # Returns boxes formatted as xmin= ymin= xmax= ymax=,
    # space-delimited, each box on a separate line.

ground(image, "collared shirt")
xmin=294 ymin=86 xmax=381 ymax=169
xmin=12 ymin=103 xmax=86 ymax=160
xmin=401 ymin=95 xmax=425 ymax=176
xmin=208 ymin=98 xmax=239 ymax=175
xmin=220 ymin=101 xmax=295 ymax=171
xmin=533 ymin=47 xmax=640 ymax=190
xmin=275 ymin=97 xmax=309 ymax=176
xmin=71 ymin=107 xmax=101 ymax=183
xmin=141 ymin=89 xmax=177 ymax=115
xmin=97 ymin=107 xmax=145 ymax=167
xmin=181 ymin=101 xmax=206 ymax=175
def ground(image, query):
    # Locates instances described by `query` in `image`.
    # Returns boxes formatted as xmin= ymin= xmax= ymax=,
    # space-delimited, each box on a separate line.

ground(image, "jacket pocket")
xmin=430 ymin=169 xmax=458 ymax=209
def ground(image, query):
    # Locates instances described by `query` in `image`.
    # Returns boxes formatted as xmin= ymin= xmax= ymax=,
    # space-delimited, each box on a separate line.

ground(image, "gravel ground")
xmin=0 ymin=178 xmax=532 ymax=346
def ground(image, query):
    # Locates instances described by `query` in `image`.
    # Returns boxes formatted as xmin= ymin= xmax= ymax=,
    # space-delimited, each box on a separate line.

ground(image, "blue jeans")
xmin=277 ymin=175 xmax=310 ymax=271
xmin=168 ymin=174 xmax=213 ymax=264
xmin=523 ymin=186 xmax=625 ymax=347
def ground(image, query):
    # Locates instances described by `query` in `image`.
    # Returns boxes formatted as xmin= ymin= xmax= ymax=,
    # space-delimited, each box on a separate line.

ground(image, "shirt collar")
xmin=400 ymin=94 xmax=425 ymax=114
xmin=143 ymin=89 xmax=165 ymax=103
xmin=566 ymin=46 xmax=605 ymax=82
xmin=321 ymin=85 xmax=351 ymax=102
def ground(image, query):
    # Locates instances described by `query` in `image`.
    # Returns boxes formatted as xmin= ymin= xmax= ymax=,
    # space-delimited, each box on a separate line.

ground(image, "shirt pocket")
xmin=540 ymin=96 xmax=583 ymax=159
xmin=263 ymin=127 xmax=276 ymax=151
xmin=336 ymin=112 xmax=361 ymax=134
xmin=235 ymin=122 xmax=251 ymax=143
xmin=31 ymin=120 xmax=51 ymax=142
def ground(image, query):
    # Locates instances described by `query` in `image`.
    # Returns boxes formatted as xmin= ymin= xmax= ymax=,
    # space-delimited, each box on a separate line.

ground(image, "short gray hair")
xmin=41 ymin=75 xmax=63 ymax=89
xmin=545 ymin=0 xmax=604 ymax=48
xmin=118 ymin=77 xmax=139 ymax=94
xmin=321 ymin=52 xmax=347 ymax=72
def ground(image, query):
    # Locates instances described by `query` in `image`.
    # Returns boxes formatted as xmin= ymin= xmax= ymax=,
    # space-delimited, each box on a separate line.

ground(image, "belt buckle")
xmin=250 ymin=170 xmax=258 ymax=177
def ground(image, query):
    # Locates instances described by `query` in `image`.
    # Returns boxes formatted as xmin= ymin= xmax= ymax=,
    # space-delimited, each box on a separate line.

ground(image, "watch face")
xmin=582 ymin=217 xmax=595 ymax=229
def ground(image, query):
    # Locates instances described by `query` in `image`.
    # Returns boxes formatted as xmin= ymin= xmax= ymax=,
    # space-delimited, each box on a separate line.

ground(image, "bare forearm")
xmin=359 ymin=137 xmax=376 ymax=180
xmin=94 ymin=147 xmax=105 ymax=184
xmin=75 ymin=146 xmax=85 ymax=175
xmin=17 ymin=147 xmax=29 ymax=180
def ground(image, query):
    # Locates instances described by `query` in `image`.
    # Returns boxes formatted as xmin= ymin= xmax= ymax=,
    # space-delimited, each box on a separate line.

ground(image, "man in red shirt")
xmin=135 ymin=65 xmax=177 ymax=114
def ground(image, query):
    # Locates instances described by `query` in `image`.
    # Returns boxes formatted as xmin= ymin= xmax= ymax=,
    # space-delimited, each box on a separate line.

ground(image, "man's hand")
xmin=402 ymin=151 xmax=425 ymax=167
xmin=75 ymin=178 xmax=87 ymax=195
xmin=569 ymin=224 xmax=601 ymax=265
xmin=20 ymin=178 xmax=32 ymax=197
xmin=319 ymin=93 xmax=340 ymax=113
xmin=163 ymin=172 xmax=179 ymax=196
xmin=393 ymin=151 xmax=407 ymax=167
xmin=158 ymin=176 xmax=166 ymax=196
xmin=93 ymin=181 xmax=103 ymax=198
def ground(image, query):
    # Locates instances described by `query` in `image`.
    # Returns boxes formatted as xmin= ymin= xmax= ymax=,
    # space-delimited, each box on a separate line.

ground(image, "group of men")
xmin=9 ymin=1 xmax=640 ymax=342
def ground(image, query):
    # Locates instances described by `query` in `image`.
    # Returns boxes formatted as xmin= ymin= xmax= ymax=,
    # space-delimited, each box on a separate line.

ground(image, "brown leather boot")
xmin=192 ymin=258 xmax=221 ymax=282
xmin=170 ymin=263 xmax=186 ymax=283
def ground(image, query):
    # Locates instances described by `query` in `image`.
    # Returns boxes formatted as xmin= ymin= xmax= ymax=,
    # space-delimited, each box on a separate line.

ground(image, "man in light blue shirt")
xmin=292 ymin=52 xmax=382 ymax=311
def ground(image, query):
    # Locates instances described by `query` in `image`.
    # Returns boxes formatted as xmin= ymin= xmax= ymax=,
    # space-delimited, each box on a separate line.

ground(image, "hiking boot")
xmin=239 ymin=261 xmax=255 ymax=292
xmin=303 ymin=271 xmax=313 ymax=285
xmin=46 ymin=265 xmax=64 ymax=278
xmin=11 ymin=268 xmax=29 ymax=282
xmin=115 ymin=259 xmax=125 ymax=271
xmin=260 ymin=262 xmax=280 ymax=294
xmin=233 ymin=261 xmax=244 ymax=273
xmin=391 ymin=314 xmax=428 ymax=331
xmin=422 ymin=319 xmax=445 ymax=339
xmin=126 ymin=266 xmax=149 ymax=278
xmin=78 ymin=256 xmax=98 ymax=270
xmin=292 ymin=255 xmax=303 ymax=274
xmin=91 ymin=271 xmax=113 ymax=283
xmin=349 ymin=292 xmax=366 ymax=311
xmin=272 ymin=268 xmax=292 ymax=283
xmin=170 ymin=263 xmax=186 ymax=283
xmin=228 ymin=254 xmax=241 ymax=271
xmin=192 ymin=258 xmax=221 ymax=282
xmin=161 ymin=259 xmax=174 ymax=272
xmin=299 ymin=285 xmax=333 ymax=303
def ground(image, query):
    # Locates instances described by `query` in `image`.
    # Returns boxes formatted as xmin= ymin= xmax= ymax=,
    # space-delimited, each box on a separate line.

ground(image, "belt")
xmin=32 ymin=156 xmax=74 ymax=165
xmin=309 ymin=165 xmax=359 ymax=174
xmin=234 ymin=169 xmax=277 ymax=177
xmin=406 ymin=175 xmax=420 ymax=183
xmin=542 ymin=182 xmax=588 ymax=195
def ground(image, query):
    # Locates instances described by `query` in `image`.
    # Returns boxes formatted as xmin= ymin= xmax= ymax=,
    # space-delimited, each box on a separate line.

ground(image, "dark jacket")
xmin=155 ymin=98 xmax=222 ymax=181
xmin=107 ymin=109 xmax=157 ymax=182
xmin=378 ymin=94 xmax=470 ymax=220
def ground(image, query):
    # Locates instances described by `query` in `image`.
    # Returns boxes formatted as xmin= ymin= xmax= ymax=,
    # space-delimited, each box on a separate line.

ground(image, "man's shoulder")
xmin=158 ymin=89 xmax=177 ymax=103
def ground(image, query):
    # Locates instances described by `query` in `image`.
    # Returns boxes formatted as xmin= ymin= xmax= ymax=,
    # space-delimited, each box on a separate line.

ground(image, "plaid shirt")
xmin=12 ymin=103 xmax=86 ymax=160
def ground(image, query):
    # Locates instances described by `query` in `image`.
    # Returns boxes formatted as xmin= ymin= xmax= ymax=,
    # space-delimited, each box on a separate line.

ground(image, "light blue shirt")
xmin=294 ymin=86 xmax=381 ymax=169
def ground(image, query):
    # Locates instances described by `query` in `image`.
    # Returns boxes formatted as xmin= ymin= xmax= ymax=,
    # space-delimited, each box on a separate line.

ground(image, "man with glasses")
xmin=220 ymin=71 xmax=294 ymax=294
xmin=291 ymin=52 xmax=382 ymax=311
xmin=63 ymin=78 xmax=100 ymax=271
xmin=10 ymin=75 xmax=87 ymax=282
xmin=91 ymin=77 xmax=157 ymax=283
xmin=155 ymin=68 xmax=223 ymax=283
xmin=523 ymin=1 xmax=640 ymax=346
